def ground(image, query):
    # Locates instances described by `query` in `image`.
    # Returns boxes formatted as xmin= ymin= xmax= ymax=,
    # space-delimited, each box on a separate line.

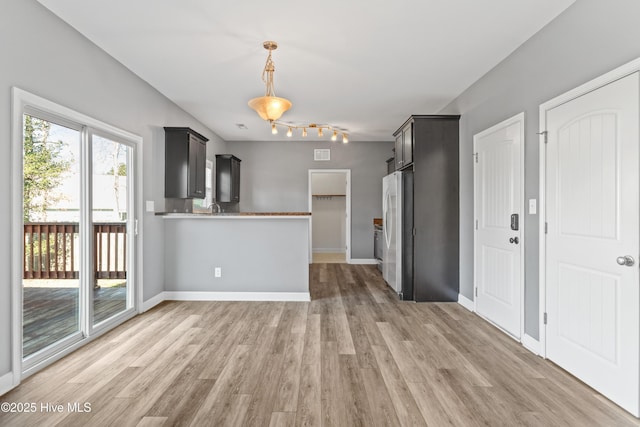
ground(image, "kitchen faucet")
xmin=208 ymin=201 xmax=222 ymax=213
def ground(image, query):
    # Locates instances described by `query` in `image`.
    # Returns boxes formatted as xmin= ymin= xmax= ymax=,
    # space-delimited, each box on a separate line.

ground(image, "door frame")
xmin=10 ymin=88 xmax=144 ymax=386
xmin=308 ymin=169 xmax=352 ymax=263
xmin=473 ymin=112 xmax=525 ymax=341
xmin=538 ymin=57 xmax=640 ymax=359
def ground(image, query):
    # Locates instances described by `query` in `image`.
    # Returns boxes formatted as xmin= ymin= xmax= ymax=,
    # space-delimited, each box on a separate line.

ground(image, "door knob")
xmin=509 ymin=237 xmax=519 ymax=244
xmin=616 ymin=255 xmax=635 ymax=266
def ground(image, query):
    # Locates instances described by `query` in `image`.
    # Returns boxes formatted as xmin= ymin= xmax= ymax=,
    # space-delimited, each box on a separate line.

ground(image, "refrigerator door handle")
xmin=384 ymin=192 xmax=392 ymax=248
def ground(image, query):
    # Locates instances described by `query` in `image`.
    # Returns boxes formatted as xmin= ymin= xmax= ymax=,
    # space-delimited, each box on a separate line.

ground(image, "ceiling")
xmin=37 ymin=0 xmax=575 ymax=142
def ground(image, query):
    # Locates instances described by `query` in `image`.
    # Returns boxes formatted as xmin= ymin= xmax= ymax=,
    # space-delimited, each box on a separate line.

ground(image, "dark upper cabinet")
xmin=397 ymin=115 xmax=460 ymax=302
xmin=394 ymin=133 xmax=403 ymax=170
xmin=386 ymin=157 xmax=395 ymax=174
xmin=393 ymin=119 xmax=414 ymax=170
xmin=164 ymin=127 xmax=208 ymax=199
xmin=216 ymin=154 xmax=241 ymax=203
xmin=402 ymin=123 xmax=413 ymax=165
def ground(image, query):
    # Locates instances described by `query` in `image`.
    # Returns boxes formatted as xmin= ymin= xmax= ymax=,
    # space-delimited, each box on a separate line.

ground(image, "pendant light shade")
xmin=248 ymin=96 xmax=292 ymax=122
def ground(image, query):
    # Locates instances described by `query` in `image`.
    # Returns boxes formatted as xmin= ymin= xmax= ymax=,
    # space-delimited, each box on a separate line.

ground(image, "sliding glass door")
xmin=21 ymin=106 xmax=137 ymax=370
xmin=91 ymin=132 xmax=134 ymax=326
xmin=22 ymin=113 xmax=83 ymax=359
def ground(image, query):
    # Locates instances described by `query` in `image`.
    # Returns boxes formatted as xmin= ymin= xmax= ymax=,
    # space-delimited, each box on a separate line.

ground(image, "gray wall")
xmin=440 ymin=0 xmax=640 ymax=339
xmin=0 ymin=0 xmax=224 ymax=379
xmin=164 ymin=218 xmax=309 ymax=293
xmin=228 ymin=140 xmax=393 ymax=259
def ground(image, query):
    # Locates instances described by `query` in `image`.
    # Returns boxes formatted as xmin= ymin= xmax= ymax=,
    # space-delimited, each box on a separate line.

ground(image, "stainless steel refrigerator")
xmin=382 ymin=171 xmax=402 ymax=295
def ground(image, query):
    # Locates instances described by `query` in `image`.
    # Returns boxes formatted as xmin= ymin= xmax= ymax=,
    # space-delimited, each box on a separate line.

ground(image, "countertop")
xmin=156 ymin=212 xmax=311 ymax=219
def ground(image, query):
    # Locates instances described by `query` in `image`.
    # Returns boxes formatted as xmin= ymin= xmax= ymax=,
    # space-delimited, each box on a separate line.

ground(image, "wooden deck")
xmin=23 ymin=285 xmax=126 ymax=357
xmin=3 ymin=264 xmax=638 ymax=426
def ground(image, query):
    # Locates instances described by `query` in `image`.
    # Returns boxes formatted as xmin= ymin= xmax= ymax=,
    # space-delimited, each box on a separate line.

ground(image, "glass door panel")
xmin=22 ymin=114 xmax=82 ymax=359
xmin=91 ymin=134 xmax=131 ymax=326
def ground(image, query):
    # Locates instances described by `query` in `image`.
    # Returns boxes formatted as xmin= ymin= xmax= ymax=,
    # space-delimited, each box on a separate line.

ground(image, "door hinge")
xmin=537 ymin=130 xmax=548 ymax=144
xmin=475 ymin=287 xmax=478 ymax=297
xmin=473 ymin=153 xmax=478 ymax=163
xmin=134 ymin=219 xmax=139 ymax=236
xmin=475 ymin=220 xmax=478 ymax=230
xmin=543 ymin=312 xmax=548 ymax=325
xmin=545 ymin=222 xmax=548 ymax=234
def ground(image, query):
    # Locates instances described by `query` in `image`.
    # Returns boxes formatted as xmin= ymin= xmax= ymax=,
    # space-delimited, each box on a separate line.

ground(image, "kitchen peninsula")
xmin=160 ymin=212 xmax=311 ymax=301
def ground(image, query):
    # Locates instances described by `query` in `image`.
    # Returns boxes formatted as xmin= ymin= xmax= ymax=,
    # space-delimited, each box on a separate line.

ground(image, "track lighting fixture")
xmin=269 ymin=121 xmax=348 ymax=142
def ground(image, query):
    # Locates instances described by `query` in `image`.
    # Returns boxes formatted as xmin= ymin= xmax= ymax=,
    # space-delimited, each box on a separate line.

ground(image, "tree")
xmin=23 ymin=115 xmax=72 ymax=222
xmin=107 ymin=162 xmax=127 ymax=176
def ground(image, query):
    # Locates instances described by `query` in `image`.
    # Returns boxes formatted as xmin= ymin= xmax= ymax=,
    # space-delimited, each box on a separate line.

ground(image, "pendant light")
xmin=248 ymin=41 xmax=292 ymax=122
xmin=248 ymin=41 xmax=350 ymax=141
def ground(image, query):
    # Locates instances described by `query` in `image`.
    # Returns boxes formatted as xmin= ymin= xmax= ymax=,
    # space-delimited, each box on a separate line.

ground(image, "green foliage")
xmin=107 ymin=162 xmax=127 ymax=176
xmin=23 ymin=115 xmax=72 ymax=222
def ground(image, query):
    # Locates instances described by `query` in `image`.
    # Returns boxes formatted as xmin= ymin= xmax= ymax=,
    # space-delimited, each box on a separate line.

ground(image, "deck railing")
xmin=23 ymin=222 xmax=127 ymax=280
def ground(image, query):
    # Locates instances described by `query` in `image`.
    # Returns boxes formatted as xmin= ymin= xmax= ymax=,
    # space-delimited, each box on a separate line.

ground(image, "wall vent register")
xmin=314 ymin=149 xmax=330 ymax=161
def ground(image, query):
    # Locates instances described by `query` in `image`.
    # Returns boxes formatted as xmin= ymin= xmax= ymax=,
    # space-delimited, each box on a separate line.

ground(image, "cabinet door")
xmin=188 ymin=135 xmax=206 ymax=198
xmin=402 ymin=123 xmax=413 ymax=166
xmin=195 ymin=138 xmax=206 ymax=196
xmin=231 ymin=158 xmax=240 ymax=202
xmin=394 ymin=134 xmax=403 ymax=170
xmin=215 ymin=155 xmax=240 ymax=203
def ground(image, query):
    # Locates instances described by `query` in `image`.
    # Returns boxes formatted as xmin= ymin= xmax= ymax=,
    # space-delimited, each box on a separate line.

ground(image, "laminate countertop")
xmin=156 ymin=212 xmax=311 ymax=219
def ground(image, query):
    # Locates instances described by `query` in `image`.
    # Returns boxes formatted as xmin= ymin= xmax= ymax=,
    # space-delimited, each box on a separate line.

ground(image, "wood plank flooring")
xmin=311 ymin=253 xmax=346 ymax=264
xmin=2 ymin=264 xmax=639 ymax=426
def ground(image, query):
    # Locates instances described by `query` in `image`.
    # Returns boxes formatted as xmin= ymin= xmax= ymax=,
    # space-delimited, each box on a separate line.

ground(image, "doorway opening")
xmin=308 ymin=170 xmax=351 ymax=264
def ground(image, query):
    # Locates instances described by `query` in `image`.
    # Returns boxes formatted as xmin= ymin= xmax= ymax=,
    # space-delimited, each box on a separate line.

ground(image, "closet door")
xmin=544 ymin=72 xmax=639 ymax=416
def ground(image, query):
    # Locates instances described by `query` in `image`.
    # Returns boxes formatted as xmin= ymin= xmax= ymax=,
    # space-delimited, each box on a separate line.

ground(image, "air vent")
xmin=314 ymin=149 xmax=330 ymax=161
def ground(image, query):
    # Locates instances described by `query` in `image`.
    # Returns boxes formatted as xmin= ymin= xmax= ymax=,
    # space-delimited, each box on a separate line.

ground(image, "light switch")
xmin=146 ymin=200 xmax=155 ymax=212
xmin=528 ymin=199 xmax=537 ymax=215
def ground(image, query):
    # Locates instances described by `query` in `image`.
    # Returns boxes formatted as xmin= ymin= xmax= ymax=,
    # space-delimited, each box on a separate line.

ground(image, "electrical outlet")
xmin=215 ymin=267 xmax=222 ymax=278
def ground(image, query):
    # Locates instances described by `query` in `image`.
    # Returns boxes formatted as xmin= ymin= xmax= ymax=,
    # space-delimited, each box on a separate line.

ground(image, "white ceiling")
xmin=37 ymin=0 xmax=574 ymax=142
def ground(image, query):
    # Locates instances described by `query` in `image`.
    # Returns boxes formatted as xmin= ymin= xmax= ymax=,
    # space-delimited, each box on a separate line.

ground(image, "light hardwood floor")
xmin=1 ymin=264 xmax=639 ymax=426
xmin=312 ymin=253 xmax=346 ymax=264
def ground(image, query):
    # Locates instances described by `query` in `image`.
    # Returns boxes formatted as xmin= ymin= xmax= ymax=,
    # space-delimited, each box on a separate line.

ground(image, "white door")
xmin=545 ymin=72 xmax=639 ymax=415
xmin=474 ymin=113 xmax=523 ymax=339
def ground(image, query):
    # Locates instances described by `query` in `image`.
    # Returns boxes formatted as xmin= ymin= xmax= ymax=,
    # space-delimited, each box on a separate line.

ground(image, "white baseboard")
xmin=521 ymin=333 xmax=541 ymax=355
xmin=0 ymin=371 xmax=15 ymax=396
xmin=312 ymin=248 xmax=345 ymax=254
xmin=457 ymin=293 xmax=474 ymax=312
xmin=163 ymin=291 xmax=311 ymax=302
xmin=349 ymin=258 xmax=378 ymax=265
xmin=141 ymin=292 xmax=167 ymax=312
